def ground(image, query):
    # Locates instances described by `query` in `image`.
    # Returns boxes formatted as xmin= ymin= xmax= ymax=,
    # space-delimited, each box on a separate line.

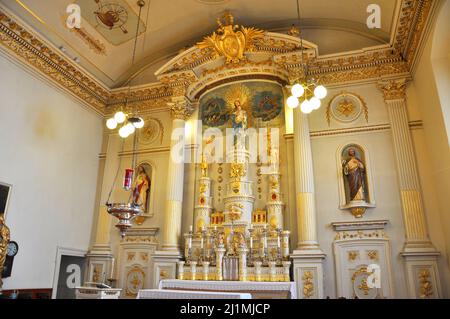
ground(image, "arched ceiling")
xmin=1 ymin=0 xmax=399 ymax=88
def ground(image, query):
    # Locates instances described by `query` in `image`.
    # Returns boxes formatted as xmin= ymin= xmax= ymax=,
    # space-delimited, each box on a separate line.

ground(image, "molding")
xmin=0 ymin=1 xmax=436 ymax=115
xmin=331 ymin=220 xmax=389 ymax=232
xmin=310 ymin=121 xmax=423 ymax=138
xmin=0 ymin=9 xmax=108 ymax=113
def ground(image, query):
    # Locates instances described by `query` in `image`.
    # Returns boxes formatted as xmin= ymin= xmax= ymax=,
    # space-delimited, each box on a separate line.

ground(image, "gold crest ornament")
xmin=197 ymin=12 xmax=265 ymax=64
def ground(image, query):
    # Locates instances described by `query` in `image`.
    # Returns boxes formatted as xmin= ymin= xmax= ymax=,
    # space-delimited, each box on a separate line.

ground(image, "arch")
xmin=135 ymin=160 xmax=157 ymax=218
xmin=336 ymin=141 xmax=376 ymax=210
xmin=430 ymin=0 xmax=450 ymax=142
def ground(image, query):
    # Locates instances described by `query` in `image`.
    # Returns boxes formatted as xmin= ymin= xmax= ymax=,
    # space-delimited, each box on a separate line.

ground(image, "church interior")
xmin=0 ymin=0 xmax=449 ymax=300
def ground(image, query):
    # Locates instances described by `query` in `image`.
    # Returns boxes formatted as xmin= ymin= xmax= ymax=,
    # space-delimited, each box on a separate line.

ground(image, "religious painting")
xmin=200 ymin=81 xmax=284 ymax=130
xmin=201 ymin=97 xmax=229 ymax=127
xmin=132 ymin=164 xmax=151 ymax=214
xmin=0 ymin=182 xmax=12 ymax=219
xmin=341 ymin=145 xmax=370 ymax=205
xmin=77 ymin=0 xmax=147 ymax=46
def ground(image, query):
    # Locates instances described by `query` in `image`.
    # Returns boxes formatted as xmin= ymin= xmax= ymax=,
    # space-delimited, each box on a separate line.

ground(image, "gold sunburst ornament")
xmin=197 ymin=12 xmax=265 ymax=64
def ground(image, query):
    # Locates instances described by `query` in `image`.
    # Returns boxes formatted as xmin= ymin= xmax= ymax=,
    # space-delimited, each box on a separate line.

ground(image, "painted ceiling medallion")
xmin=197 ymin=12 xmax=265 ymax=64
xmin=326 ymin=92 xmax=368 ymax=126
xmin=78 ymin=0 xmax=147 ymax=45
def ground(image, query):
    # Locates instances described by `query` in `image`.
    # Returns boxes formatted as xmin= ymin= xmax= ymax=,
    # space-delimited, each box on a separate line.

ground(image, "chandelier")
xmin=105 ymin=0 xmax=149 ymax=238
xmin=286 ymin=0 xmax=327 ymax=113
xmin=104 ymin=0 xmax=146 ymax=138
xmin=106 ymin=112 xmax=144 ymax=139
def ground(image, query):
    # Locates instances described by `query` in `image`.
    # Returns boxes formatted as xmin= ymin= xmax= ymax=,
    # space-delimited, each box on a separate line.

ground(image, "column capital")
xmin=377 ymin=78 xmax=407 ymax=101
xmin=169 ymin=96 xmax=194 ymax=120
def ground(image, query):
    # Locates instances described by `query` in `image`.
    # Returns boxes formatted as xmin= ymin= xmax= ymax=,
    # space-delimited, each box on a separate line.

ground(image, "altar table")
xmin=137 ymin=289 xmax=251 ymax=299
xmin=158 ymin=280 xmax=297 ymax=299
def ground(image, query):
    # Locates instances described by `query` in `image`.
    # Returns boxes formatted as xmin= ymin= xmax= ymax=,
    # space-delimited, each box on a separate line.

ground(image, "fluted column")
xmin=378 ymin=79 xmax=433 ymax=250
xmin=161 ymin=97 xmax=193 ymax=251
xmin=291 ymin=106 xmax=325 ymax=299
xmin=379 ymin=79 xmax=441 ymax=298
xmin=293 ymin=107 xmax=320 ymax=250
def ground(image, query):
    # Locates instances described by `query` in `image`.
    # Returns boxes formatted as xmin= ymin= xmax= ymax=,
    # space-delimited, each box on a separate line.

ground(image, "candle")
xmin=188 ymin=236 xmax=192 ymax=249
xmin=250 ymin=236 xmax=253 ymax=249
xmin=189 ymin=225 xmax=193 ymax=232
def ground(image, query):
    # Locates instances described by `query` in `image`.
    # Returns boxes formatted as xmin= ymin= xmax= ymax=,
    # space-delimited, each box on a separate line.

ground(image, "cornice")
xmin=0 ymin=9 xmax=108 ymax=113
xmin=0 ymin=0 xmax=436 ymax=116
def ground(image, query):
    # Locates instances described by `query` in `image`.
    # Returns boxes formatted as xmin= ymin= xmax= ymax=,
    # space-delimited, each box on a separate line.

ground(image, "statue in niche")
xmin=342 ymin=147 xmax=368 ymax=203
xmin=132 ymin=165 xmax=151 ymax=212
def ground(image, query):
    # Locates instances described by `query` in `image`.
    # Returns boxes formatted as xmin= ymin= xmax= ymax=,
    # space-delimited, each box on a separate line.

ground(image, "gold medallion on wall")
xmin=138 ymin=117 xmax=164 ymax=145
xmin=125 ymin=266 xmax=145 ymax=297
xmin=326 ymin=92 xmax=368 ymax=126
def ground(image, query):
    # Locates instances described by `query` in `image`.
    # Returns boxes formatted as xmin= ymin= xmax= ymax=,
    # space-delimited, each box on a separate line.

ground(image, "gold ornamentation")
xmin=337 ymin=99 xmax=355 ymax=117
xmin=335 ymin=230 xmax=388 ymax=241
xmin=351 ymin=207 xmax=367 ymax=218
xmin=348 ymin=251 xmax=359 ymax=262
xmin=169 ymin=99 xmax=194 ymax=120
xmin=351 ymin=266 xmax=374 ymax=297
xmin=140 ymin=252 xmax=149 ymax=262
xmin=200 ymin=155 xmax=209 ymax=178
xmin=126 ymin=266 xmax=145 ymax=297
xmin=125 ymin=235 xmax=158 ymax=243
xmin=326 ymin=91 xmax=369 ymax=126
xmin=378 ymin=79 xmax=407 ymax=101
xmin=302 ymin=271 xmax=314 ymax=299
xmin=418 ymin=269 xmax=433 ymax=298
xmin=127 ymin=252 xmax=135 ymax=261
xmin=0 ymin=215 xmax=10 ymax=289
xmin=197 ymin=12 xmax=265 ymax=64
xmin=230 ymin=163 xmax=246 ymax=180
xmin=0 ymin=11 xmax=107 ymax=112
xmin=367 ymin=250 xmax=378 ymax=261
xmin=92 ymin=264 xmax=102 ymax=283
xmin=69 ymin=26 xmax=107 ymax=55
xmin=139 ymin=117 xmax=164 ymax=145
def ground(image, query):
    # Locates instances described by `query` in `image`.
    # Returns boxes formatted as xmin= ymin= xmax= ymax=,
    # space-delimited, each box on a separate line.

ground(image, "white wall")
xmin=410 ymin=0 xmax=450 ymax=270
xmin=0 ymin=53 xmax=103 ymax=289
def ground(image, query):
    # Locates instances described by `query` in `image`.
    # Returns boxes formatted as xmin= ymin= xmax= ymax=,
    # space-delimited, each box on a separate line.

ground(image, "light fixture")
xmin=106 ymin=118 xmax=118 ymax=130
xmin=286 ymin=0 xmax=327 ymax=114
xmin=114 ymin=111 xmax=126 ymax=124
xmin=287 ymin=95 xmax=300 ymax=109
xmin=105 ymin=0 xmax=149 ymax=239
xmin=105 ymin=0 xmax=147 ymax=139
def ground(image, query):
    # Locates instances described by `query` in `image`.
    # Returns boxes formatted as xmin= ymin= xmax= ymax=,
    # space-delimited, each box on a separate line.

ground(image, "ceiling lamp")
xmin=286 ymin=0 xmax=327 ymax=114
xmin=105 ymin=0 xmax=146 ymax=139
xmin=105 ymin=0 xmax=150 ymax=238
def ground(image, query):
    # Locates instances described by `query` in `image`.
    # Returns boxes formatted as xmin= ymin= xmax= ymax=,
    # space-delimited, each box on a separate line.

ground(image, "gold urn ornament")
xmin=197 ymin=12 xmax=265 ymax=64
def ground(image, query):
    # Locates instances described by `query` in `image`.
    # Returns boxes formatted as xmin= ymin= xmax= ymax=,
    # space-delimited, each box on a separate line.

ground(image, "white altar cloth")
xmin=137 ymin=289 xmax=251 ymax=299
xmin=158 ymin=280 xmax=297 ymax=299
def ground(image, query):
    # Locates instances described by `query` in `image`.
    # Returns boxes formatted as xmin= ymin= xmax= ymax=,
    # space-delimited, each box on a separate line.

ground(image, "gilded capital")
xmin=378 ymin=79 xmax=407 ymax=101
xmin=169 ymin=98 xmax=194 ymax=120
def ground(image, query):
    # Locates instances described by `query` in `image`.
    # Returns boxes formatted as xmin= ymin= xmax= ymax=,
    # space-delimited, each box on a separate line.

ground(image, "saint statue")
xmin=0 ymin=215 xmax=10 ymax=288
xmin=231 ymin=100 xmax=248 ymax=131
xmin=132 ymin=166 xmax=151 ymax=210
xmin=231 ymin=100 xmax=247 ymax=149
xmin=342 ymin=148 xmax=367 ymax=202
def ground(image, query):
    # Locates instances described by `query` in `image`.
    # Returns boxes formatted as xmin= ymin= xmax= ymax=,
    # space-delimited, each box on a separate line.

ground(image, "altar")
xmin=157 ymin=279 xmax=297 ymax=299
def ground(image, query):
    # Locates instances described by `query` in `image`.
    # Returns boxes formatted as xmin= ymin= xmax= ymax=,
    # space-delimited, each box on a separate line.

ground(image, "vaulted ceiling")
xmin=1 ymin=0 xmax=399 ymax=88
